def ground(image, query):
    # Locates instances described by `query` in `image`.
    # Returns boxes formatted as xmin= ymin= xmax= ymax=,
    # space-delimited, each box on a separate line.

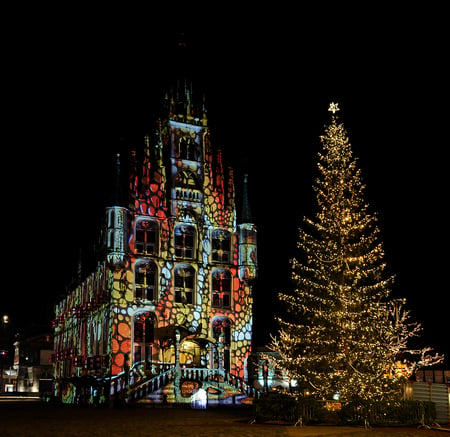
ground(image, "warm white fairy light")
xmin=267 ymin=104 xmax=444 ymax=402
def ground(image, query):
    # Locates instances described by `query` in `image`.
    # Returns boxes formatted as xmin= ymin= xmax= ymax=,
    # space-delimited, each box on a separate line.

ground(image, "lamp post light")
xmin=1 ymin=314 xmax=9 ymax=393
xmin=0 ymin=349 xmax=6 ymax=393
xmin=175 ymin=329 xmax=181 ymax=369
xmin=263 ymin=360 xmax=269 ymax=393
xmin=217 ymin=333 xmax=224 ymax=372
xmin=174 ymin=329 xmax=181 ymax=403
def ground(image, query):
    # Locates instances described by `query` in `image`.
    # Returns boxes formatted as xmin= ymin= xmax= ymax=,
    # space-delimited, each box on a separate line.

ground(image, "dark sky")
xmin=3 ymin=8 xmax=449 ymax=364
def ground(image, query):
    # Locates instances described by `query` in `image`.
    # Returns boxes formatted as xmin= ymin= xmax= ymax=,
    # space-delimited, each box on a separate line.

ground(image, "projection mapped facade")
xmin=52 ymin=83 xmax=258 ymax=405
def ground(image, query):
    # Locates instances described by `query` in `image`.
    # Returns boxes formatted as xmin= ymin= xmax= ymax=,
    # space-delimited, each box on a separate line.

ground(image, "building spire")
xmin=113 ymin=153 xmax=124 ymax=207
xmin=241 ymin=174 xmax=252 ymax=223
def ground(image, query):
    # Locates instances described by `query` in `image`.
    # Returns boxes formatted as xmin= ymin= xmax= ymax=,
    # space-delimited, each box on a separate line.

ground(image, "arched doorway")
xmin=179 ymin=340 xmax=201 ymax=367
xmin=133 ymin=311 xmax=156 ymax=369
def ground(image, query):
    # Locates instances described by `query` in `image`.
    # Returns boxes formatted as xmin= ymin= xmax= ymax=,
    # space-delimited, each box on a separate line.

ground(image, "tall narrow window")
xmin=135 ymin=260 xmax=157 ymax=301
xmin=135 ymin=219 xmax=158 ymax=254
xmin=174 ymin=224 xmax=195 ymax=259
xmin=134 ymin=312 xmax=155 ymax=366
xmin=211 ymin=230 xmax=231 ymax=263
xmin=107 ymin=209 xmax=115 ymax=249
xmin=212 ymin=269 xmax=231 ymax=308
xmin=179 ymin=137 xmax=188 ymax=159
xmin=212 ymin=317 xmax=231 ymax=372
xmin=174 ymin=264 xmax=195 ymax=304
xmin=101 ymin=313 xmax=109 ymax=355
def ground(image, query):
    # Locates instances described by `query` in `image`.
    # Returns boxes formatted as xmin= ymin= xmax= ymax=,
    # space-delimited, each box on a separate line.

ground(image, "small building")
xmin=52 ymin=81 xmax=258 ymax=405
xmin=7 ymin=333 xmax=54 ymax=395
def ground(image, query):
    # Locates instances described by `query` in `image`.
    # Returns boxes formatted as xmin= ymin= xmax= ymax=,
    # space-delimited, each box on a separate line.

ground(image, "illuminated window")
xmin=211 ymin=230 xmax=231 ymax=263
xmin=174 ymin=264 xmax=195 ymax=304
xmin=135 ymin=219 xmax=158 ymax=254
xmin=212 ymin=269 xmax=231 ymax=308
xmin=174 ymin=224 xmax=195 ymax=259
xmin=135 ymin=260 xmax=157 ymax=301
xmin=178 ymin=136 xmax=198 ymax=161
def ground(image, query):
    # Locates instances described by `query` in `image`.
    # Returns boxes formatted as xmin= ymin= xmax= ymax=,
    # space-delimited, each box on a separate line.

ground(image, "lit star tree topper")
xmin=328 ymin=102 xmax=340 ymax=113
xmin=267 ymin=103 xmax=444 ymax=402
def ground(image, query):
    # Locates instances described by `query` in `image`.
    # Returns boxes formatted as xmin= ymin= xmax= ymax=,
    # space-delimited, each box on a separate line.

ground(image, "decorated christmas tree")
xmin=268 ymin=103 xmax=443 ymax=401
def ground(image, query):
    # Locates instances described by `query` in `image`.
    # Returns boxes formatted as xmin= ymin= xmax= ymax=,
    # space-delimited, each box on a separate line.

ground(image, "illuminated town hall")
xmin=52 ymin=83 xmax=258 ymax=405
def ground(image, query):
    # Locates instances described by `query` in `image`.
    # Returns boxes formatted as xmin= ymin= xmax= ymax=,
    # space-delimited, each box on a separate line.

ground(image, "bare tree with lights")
xmin=268 ymin=103 xmax=444 ymax=402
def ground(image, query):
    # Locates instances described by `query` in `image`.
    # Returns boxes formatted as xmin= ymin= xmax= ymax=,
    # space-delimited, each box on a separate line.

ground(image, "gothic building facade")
xmin=52 ymin=83 xmax=258 ymax=404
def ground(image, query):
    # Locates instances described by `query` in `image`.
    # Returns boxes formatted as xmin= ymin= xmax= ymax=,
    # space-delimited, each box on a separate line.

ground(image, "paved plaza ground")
xmin=0 ymin=400 xmax=448 ymax=437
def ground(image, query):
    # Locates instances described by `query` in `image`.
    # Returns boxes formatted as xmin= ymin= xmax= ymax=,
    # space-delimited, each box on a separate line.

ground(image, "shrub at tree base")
xmin=253 ymin=394 xmax=324 ymax=424
xmin=339 ymin=399 xmax=436 ymax=426
xmin=252 ymin=394 xmax=436 ymax=426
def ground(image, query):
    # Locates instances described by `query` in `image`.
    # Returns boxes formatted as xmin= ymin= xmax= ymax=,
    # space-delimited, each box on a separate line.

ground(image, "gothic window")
xmin=135 ymin=219 xmax=158 ymax=254
xmin=174 ymin=264 xmax=195 ymax=304
xmin=174 ymin=224 xmax=195 ymax=259
xmin=135 ymin=260 xmax=157 ymax=301
xmin=212 ymin=269 xmax=231 ymax=308
xmin=211 ymin=229 xmax=231 ymax=263
xmin=178 ymin=136 xmax=198 ymax=161
xmin=107 ymin=209 xmax=115 ymax=228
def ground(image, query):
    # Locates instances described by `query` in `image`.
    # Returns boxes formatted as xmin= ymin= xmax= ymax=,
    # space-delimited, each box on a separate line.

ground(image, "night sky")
xmin=3 ymin=8 xmax=449 ymax=365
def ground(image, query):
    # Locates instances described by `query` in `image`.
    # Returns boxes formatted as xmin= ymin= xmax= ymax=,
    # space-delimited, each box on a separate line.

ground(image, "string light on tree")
xmin=267 ymin=103 xmax=444 ymax=402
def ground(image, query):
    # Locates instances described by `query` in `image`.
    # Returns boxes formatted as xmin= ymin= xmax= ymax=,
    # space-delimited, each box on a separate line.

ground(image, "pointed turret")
xmin=112 ymin=153 xmax=124 ymax=207
xmin=227 ymin=167 xmax=235 ymax=210
xmin=105 ymin=154 xmax=128 ymax=266
xmin=238 ymin=174 xmax=257 ymax=281
xmin=241 ymin=174 xmax=252 ymax=224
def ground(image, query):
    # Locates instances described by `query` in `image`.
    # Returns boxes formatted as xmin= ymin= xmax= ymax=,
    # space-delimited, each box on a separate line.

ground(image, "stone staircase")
xmin=110 ymin=364 xmax=261 ymax=405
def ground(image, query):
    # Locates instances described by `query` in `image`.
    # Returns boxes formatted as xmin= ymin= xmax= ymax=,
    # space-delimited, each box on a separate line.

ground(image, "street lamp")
xmin=175 ymin=329 xmax=181 ymax=369
xmin=0 ymin=315 xmax=9 ymax=393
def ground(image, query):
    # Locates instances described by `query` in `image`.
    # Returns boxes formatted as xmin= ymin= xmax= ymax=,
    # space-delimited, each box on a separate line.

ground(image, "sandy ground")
xmin=0 ymin=400 xmax=448 ymax=437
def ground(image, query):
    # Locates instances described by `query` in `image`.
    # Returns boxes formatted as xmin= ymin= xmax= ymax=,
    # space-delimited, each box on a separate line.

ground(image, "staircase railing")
xmin=109 ymin=361 xmax=174 ymax=403
xmin=127 ymin=367 xmax=176 ymax=403
xmin=223 ymin=369 xmax=263 ymax=399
